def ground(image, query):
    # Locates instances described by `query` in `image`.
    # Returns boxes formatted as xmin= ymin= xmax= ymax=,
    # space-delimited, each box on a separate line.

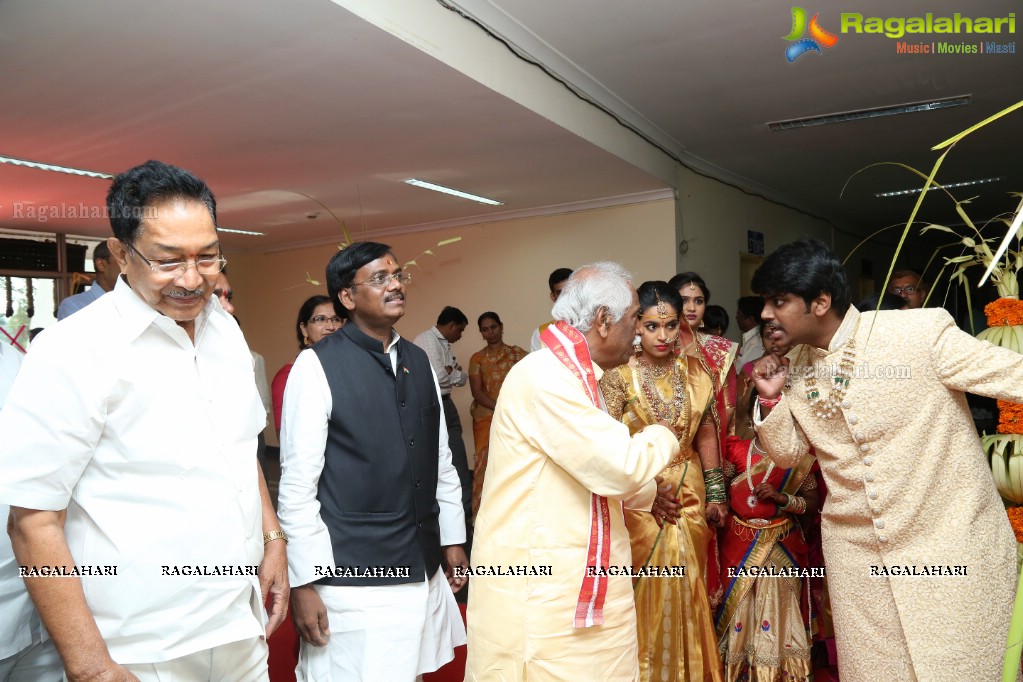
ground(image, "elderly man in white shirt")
xmin=0 ymin=161 xmax=287 ymax=682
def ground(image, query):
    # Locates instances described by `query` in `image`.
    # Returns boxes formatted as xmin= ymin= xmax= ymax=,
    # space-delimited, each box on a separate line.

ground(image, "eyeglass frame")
xmin=125 ymin=242 xmax=227 ymax=278
xmin=307 ymin=315 xmax=343 ymax=326
xmin=349 ymin=271 xmax=413 ymax=289
xmin=891 ymin=285 xmax=918 ymax=295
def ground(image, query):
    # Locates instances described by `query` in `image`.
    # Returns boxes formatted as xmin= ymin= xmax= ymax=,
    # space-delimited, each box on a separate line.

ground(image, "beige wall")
xmin=231 ymin=174 xmax=898 ymax=454
xmin=229 ymin=198 xmax=677 ymax=451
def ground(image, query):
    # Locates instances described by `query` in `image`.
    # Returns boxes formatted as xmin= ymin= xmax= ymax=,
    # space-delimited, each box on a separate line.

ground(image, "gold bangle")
xmin=263 ymin=529 xmax=288 ymax=545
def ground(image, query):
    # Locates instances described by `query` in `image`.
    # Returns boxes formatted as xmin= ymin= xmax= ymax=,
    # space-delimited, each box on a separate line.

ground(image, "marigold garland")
xmin=1009 ymin=507 xmax=1023 ymax=544
xmin=998 ymin=401 xmax=1023 ymax=435
xmin=986 ymin=298 xmax=1023 ymax=328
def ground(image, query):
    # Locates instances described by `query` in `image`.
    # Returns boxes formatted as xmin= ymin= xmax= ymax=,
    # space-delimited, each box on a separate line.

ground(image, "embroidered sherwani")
xmin=756 ymin=306 xmax=1023 ymax=681
xmin=466 ymin=346 xmax=678 ymax=681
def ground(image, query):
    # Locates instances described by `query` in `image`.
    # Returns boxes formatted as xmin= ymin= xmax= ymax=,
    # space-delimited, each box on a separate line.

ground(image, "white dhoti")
xmin=297 ymin=567 xmax=466 ymax=681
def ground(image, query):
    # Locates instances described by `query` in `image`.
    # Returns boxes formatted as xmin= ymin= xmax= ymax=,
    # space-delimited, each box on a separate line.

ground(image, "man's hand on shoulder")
xmin=442 ymin=545 xmax=469 ymax=593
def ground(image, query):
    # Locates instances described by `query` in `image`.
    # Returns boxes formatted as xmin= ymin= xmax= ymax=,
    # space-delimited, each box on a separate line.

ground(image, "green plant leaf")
xmin=437 ymin=237 xmax=462 ymax=246
xmin=920 ymin=223 xmax=958 ymax=235
xmin=933 ymin=98 xmax=1023 ymax=150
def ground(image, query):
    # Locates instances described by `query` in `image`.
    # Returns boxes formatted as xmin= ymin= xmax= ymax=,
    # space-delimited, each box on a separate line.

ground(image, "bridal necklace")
xmin=745 ymin=440 xmax=775 ymax=509
xmin=637 ymin=294 xmax=686 ymax=424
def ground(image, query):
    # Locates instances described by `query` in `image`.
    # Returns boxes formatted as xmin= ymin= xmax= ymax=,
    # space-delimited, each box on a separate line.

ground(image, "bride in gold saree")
xmin=601 ymin=280 xmax=726 ymax=682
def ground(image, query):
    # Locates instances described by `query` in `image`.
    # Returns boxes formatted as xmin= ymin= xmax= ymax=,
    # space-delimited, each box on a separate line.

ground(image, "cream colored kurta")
xmin=757 ymin=306 xmax=1023 ymax=681
xmin=466 ymin=347 xmax=679 ymax=681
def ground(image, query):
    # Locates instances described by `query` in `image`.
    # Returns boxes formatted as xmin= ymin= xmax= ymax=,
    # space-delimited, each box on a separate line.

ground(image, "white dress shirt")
xmin=736 ymin=325 xmax=765 ymax=371
xmin=278 ymin=330 xmax=465 ymax=588
xmin=413 ymin=327 xmax=466 ymax=395
xmin=0 ymin=278 xmax=267 ymax=664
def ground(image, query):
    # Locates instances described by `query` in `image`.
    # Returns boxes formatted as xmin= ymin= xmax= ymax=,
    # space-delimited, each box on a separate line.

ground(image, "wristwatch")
xmin=263 ymin=529 xmax=288 ymax=545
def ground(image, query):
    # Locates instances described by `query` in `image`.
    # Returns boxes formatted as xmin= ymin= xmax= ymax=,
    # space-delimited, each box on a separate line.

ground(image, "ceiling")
xmin=0 ymin=0 xmax=1020 ymax=252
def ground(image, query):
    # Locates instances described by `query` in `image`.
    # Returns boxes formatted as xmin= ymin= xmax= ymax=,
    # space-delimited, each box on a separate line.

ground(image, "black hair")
xmin=548 ymin=267 xmax=573 ymax=292
xmin=637 ymin=280 xmax=683 ymax=317
xmin=478 ymin=311 xmax=502 ymax=327
xmin=106 ymin=160 xmax=217 ymax=243
xmin=296 ymin=294 xmax=333 ymax=350
xmin=751 ymin=239 xmax=851 ymax=316
xmin=437 ymin=306 xmax=468 ymax=326
xmin=856 ymin=292 xmax=905 ymax=313
xmin=736 ymin=296 xmax=764 ymax=322
xmin=703 ymin=305 xmax=729 ymax=336
xmin=667 ymin=272 xmax=710 ymax=302
xmin=93 ymin=241 xmax=112 ymax=263
xmin=325 ymin=241 xmax=394 ymax=318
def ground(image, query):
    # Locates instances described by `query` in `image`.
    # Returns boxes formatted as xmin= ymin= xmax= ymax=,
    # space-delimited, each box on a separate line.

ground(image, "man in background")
xmin=414 ymin=306 xmax=472 ymax=536
xmin=216 ymin=270 xmax=272 ymax=466
xmin=57 ymin=241 xmax=121 ymax=320
xmin=735 ymin=295 xmax=765 ymax=369
xmin=529 ymin=267 xmax=573 ymax=351
xmin=888 ymin=269 xmax=926 ymax=309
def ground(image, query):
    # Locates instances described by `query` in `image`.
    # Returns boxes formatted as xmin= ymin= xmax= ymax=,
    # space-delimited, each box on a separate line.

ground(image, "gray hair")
xmin=551 ymin=261 xmax=634 ymax=332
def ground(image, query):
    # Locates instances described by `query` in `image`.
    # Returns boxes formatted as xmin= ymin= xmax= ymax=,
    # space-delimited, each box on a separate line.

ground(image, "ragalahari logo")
xmin=784 ymin=7 xmax=840 ymax=62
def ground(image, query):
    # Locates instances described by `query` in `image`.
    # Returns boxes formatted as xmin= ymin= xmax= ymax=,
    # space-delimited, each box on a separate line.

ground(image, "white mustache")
xmin=166 ymin=288 xmax=204 ymax=299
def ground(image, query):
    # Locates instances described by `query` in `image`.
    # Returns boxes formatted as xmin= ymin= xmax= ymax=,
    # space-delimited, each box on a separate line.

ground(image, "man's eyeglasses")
xmin=308 ymin=315 xmax=343 ymax=326
xmin=351 ymin=272 xmax=413 ymax=289
xmin=127 ymin=243 xmax=227 ymax=278
xmin=891 ymin=285 xmax=917 ymax=295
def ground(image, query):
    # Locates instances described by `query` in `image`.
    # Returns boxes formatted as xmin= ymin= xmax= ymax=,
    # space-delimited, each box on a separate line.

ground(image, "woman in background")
xmin=270 ymin=294 xmax=343 ymax=435
xmin=668 ymin=271 xmax=738 ymax=608
xmin=601 ymin=281 xmax=725 ymax=682
xmin=467 ymin=312 xmax=527 ymax=521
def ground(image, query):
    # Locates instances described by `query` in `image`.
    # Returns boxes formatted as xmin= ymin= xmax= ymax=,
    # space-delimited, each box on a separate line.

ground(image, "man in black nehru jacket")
xmin=278 ymin=241 xmax=468 ymax=681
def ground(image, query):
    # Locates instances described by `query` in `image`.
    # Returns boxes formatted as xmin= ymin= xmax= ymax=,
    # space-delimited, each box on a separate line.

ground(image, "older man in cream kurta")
xmin=466 ymin=332 xmax=679 ymax=680
xmin=755 ymin=305 xmax=1023 ymax=681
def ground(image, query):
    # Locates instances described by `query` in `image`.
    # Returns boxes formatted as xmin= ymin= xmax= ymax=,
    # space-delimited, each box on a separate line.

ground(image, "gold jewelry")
xmin=263 ymin=529 xmax=288 ymax=545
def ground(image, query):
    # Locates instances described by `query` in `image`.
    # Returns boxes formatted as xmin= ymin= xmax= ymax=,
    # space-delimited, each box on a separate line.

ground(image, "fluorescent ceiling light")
xmin=403 ymin=179 xmax=503 ymax=206
xmin=0 ymin=154 xmax=114 ymax=179
xmin=875 ymin=176 xmax=1004 ymax=198
xmin=767 ymin=95 xmax=971 ymax=131
xmin=217 ymin=227 xmax=265 ymax=236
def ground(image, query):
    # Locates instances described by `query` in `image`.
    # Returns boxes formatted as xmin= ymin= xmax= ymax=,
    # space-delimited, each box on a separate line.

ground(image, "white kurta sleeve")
xmin=433 ymin=370 xmax=466 ymax=546
xmin=277 ymin=349 xmax=336 ymax=587
xmin=525 ymin=372 xmax=678 ymax=497
xmin=621 ymin=480 xmax=658 ymax=511
xmin=928 ymin=308 xmax=1023 ymax=401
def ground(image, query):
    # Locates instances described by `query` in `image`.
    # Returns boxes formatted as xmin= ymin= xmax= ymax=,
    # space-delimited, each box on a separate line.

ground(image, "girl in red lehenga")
xmin=714 ymin=324 xmax=821 ymax=681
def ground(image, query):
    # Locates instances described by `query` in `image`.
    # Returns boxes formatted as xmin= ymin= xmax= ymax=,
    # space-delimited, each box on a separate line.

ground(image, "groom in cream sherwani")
xmin=749 ymin=239 xmax=1023 ymax=682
